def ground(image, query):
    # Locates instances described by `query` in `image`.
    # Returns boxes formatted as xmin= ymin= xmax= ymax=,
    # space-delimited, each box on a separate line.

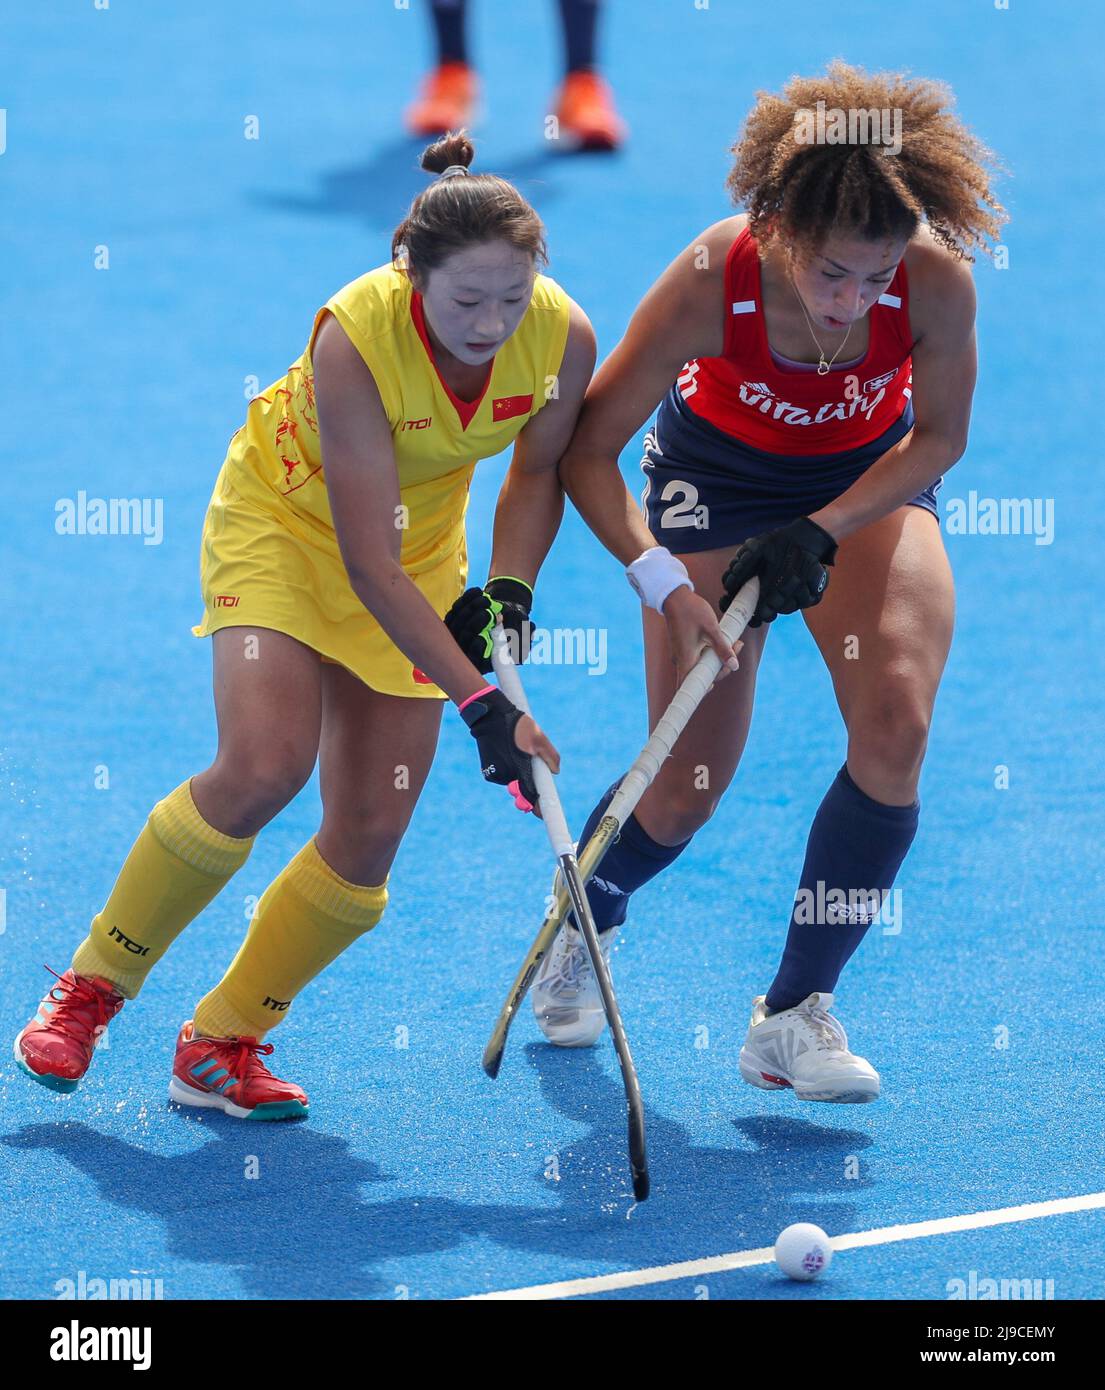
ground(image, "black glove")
xmin=444 ymin=577 xmax=534 ymax=674
xmin=457 ymin=687 xmax=539 ymax=810
xmin=719 ymin=516 xmax=838 ymax=628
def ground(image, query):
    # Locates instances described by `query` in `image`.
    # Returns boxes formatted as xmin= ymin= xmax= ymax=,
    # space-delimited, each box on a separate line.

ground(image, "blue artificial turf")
xmin=2 ymin=0 xmax=1102 ymax=1301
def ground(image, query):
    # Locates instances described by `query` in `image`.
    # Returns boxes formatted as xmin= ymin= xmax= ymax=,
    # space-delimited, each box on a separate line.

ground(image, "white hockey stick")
xmin=491 ymin=625 xmax=649 ymax=1199
xmin=483 ymin=577 xmax=760 ymax=1086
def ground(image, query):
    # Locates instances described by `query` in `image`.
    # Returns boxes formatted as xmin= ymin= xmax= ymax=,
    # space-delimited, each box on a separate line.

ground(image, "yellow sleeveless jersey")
xmin=192 ymin=263 xmax=572 ymax=697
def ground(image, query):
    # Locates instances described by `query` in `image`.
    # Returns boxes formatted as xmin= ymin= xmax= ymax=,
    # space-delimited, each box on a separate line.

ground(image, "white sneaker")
xmin=532 ymin=919 xmax=616 ymax=1048
xmin=739 ymin=991 xmax=880 ymax=1103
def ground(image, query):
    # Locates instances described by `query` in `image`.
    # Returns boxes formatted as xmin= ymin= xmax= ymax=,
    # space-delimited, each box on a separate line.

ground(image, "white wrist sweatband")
xmin=625 ymin=546 xmax=694 ymax=613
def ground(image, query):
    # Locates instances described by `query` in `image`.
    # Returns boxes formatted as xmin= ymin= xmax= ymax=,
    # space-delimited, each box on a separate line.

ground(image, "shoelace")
xmin=545 ymin=935 xmax=587 ymax=995
xmin=804 ymin=1004 xmax=849 ymax=1053
xmin=545 ymin=930 xmax=610 ymax=997
xmin=38 ymin=966 xmax=120 ymax=1046
xmin=211 ymin=1036 xmax=276 ymax=1087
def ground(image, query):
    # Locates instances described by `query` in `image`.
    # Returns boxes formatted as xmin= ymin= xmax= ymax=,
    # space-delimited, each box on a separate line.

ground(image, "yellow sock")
xmin=71 ymin=780 xmax=255 ymax=998
xmin=193 ymin=838 xmax=387 ymax=1039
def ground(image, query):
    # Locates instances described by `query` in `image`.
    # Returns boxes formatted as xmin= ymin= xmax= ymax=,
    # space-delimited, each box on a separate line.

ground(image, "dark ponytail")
xmin=392 ymin=130 xmax=548 ymax=281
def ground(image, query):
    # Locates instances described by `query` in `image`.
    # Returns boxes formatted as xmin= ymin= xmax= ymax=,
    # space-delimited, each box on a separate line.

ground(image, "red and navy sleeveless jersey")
xmin=677 ymin=227 xmax=913 ymax=454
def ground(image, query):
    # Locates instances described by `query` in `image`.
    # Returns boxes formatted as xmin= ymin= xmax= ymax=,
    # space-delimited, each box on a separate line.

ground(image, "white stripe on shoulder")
xmin=731 ymin=299 xmax=757 ymax=315
xmin=877 ymin=292 xmax=902 ymax=308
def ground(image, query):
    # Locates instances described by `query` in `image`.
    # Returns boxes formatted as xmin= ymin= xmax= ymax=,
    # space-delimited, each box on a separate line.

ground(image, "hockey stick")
xmin=482 ymin=577 xmax=760 ymax=1085
xmin=490 ymin=625 xmax=650 ymax=1201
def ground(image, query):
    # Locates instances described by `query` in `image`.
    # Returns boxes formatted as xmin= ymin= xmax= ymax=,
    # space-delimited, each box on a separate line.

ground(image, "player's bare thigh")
xmin=192 ymin=626 xmax=323 ymax=837
xmin=802 ymin=504 xmax=955 ymax=804
xmin=635 ymin=547 xmax=770 ymax=847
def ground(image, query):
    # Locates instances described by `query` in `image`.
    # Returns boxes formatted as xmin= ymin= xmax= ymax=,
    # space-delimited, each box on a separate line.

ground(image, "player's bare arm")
xmin=558 ymin=218 xmax=744 ymax=676
xmin=488 ymin=298 xmax=597 ymax=585
xmin=813 ymin=239 xmax=977 ymax=541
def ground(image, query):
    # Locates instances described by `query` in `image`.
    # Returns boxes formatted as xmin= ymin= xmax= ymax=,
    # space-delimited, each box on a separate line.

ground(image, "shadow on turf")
xmin=247 ymin=135 xmax=598 ymax=233
xmin=519 ymin=1042 xmax=874 ymax=1234
xmin=3 ymin=1047 xmax=874 ymax=1299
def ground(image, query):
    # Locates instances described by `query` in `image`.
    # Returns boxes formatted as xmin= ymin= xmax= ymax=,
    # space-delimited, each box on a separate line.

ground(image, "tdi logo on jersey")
xmin=402 ymin=417 xmax=432 ymax=430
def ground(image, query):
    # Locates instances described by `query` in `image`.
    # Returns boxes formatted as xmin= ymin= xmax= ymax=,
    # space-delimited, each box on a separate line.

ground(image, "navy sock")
xmin=765 ymin=765 xmax=919 ymax=1012
xmin=571 ymin=780 xmax=691 ymax=933
xmin=557 ymin=0 xmax=600 ymax=74
xmin=430 ymin=0 xmax=469 ymax=66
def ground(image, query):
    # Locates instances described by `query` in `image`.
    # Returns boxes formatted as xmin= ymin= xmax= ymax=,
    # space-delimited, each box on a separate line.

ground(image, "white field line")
xmin=463 ymin=1190 xmax=1105 ymax=1300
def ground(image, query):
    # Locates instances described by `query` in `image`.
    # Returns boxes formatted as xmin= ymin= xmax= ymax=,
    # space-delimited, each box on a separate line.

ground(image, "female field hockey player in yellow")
xmin=15 ymin=132 xmax=597 ymax=1119
xmin=531 ymin=65 xmax=1005 ymax=1100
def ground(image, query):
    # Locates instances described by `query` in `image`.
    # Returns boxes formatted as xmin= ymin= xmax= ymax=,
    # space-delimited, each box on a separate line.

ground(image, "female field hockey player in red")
xmin=15 ymin=133 xmax=596 ymax=1119
xmin=517 ymin=65 xmax=1004 ymax=1099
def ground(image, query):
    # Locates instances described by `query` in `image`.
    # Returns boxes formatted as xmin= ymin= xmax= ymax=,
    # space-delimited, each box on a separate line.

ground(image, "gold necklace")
xmin=790 ymin=279 xmax=855 ymax=376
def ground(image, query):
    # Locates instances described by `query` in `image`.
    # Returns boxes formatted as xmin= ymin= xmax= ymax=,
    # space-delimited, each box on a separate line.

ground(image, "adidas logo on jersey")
xmin=864 ymin=369 xmax=898 ymax=393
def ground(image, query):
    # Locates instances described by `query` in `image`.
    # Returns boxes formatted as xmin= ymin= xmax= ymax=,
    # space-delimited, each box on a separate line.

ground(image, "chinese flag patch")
xmin=492 ymin=394 xmax=533 ymax=421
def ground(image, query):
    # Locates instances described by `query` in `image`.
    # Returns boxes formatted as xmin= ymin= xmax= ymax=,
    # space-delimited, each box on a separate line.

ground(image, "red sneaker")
xmin=169 ymin=1022 xmax=308 ymax=1121
xmin=14 ymin=967 xmax=125 ymax=1093
xmin=404 ymin=61 xmax=479 ymax=138
xmin=553 ymin=70 xmax=627 ymax=151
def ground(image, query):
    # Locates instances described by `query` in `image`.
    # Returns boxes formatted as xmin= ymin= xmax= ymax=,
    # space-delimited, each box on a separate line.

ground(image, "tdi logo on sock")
xmin=107 ymin=924 xmax=149 ymax=956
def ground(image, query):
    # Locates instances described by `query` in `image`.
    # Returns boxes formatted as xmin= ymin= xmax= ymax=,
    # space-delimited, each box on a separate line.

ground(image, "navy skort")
xmin=640 ymin=386 xmax=941 ymax=553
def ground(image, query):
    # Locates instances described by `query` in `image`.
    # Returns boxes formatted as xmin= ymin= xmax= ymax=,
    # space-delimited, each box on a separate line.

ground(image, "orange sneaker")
xmin=169 ymin=1021 xmax=308 ymax=1121
xmin=14 ymin=968 xmax=125 ymax=1093
xmin=404 ymin=60 xmax=479 ymax=138
xmin=552 ymin=70 xmax=626 ymax=151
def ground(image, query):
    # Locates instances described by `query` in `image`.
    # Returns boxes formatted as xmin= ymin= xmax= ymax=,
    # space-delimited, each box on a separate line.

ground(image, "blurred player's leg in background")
xmin=552 ymin=0 xmax=627 ymax=150
xmin=405 ymin=1 xmax=479 ymax=137
xmin=404 ymin=1 xmax=626 ymax=150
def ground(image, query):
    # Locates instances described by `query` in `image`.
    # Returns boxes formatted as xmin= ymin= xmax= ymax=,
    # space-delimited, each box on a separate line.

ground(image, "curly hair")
xmin=392 ymin=130 xmax=548 ymax=279
xmin=726 ymin=62 xmax=1006 ymax=262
